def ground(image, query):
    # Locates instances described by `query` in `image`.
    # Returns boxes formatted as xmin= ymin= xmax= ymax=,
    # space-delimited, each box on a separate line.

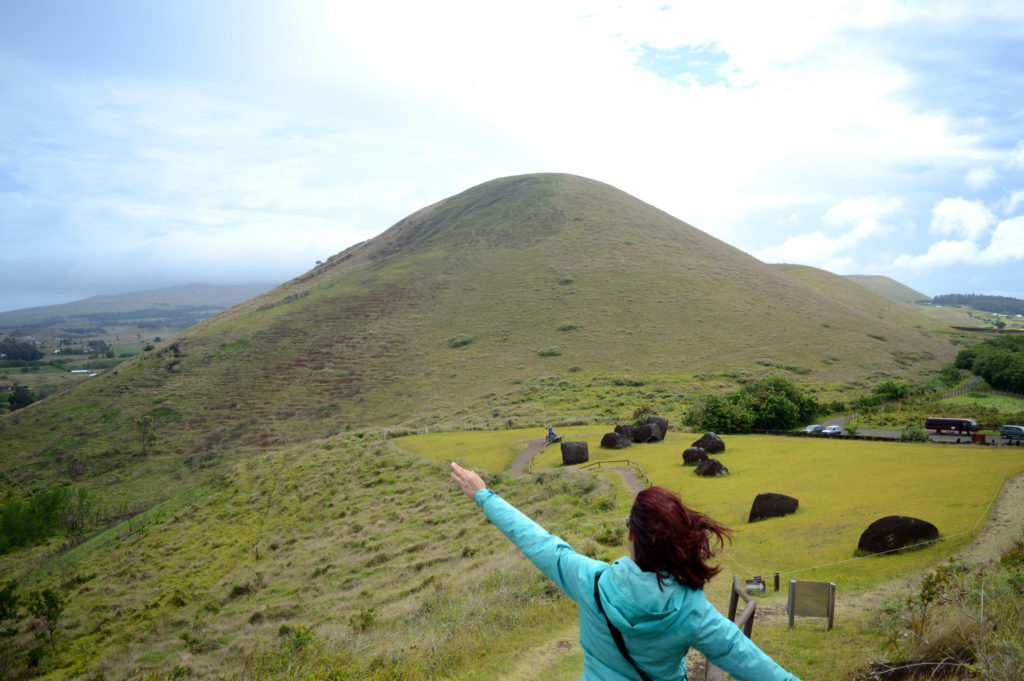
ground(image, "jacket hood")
xmin=599 ymin=557 xmax=702 ymax=638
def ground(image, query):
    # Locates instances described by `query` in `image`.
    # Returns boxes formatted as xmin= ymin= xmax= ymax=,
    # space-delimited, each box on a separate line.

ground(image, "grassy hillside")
xmin=843 ymin=274 xmax=930 ymax=304
xmin=1 ymin=434 xmax=635 ymax=680
xmin=5 ymin=429 xmax=1021 ymax=680
xmin=1 ymin=176 xmax=965 ymax=499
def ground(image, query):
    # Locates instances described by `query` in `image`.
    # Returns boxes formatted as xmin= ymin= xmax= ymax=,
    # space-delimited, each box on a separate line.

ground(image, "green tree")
xmin=8 ymin=385 xmax=34 ymax=411
xmin=685 ymin=377 xmax=820 ymax=433
xmin=61 ymin=488 xmax=93 ymax=546
xmin=0 ymin=580 xmax=22 ymax=677
xmin=874 ymin=380 xmax=910 ymax=401
xmin=939 ymin=364 xmax=961 ymax=387
xmin=0 ymin=337 xmax=43 ymax=361
xmin=26 ymin=588 xmax=64 ymax=650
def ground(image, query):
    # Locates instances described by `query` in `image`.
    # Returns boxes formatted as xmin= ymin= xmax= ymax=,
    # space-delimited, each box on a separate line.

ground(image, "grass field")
xmin=397 ymin=427 xmax=1024 ymax=592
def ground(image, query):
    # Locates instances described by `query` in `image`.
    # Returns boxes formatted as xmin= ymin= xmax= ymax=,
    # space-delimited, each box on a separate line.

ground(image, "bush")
xmin=899 ymin=425 xmax=929 ymax=442
xmin=536 ymin=347 xmax=562 ymax=357
xmin=685 ymin=376 xmax=820 ymax=433
xmin=877 ymin=548 xmax=1024 ymax=681
xmin=631 ymin=405 xmax=657 ymax=425
xmin=448 ymin=334 xmax=475 ymax=348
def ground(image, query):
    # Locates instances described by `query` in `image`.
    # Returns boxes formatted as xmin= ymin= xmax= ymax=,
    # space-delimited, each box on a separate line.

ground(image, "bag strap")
xmin=594 ymin=572 xmax=655 ymax=681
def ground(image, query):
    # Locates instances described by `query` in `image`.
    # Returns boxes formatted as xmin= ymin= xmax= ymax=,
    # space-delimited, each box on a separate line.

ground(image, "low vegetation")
xmin=875 ymin=541 xmax=1024 ymax=681
xmin=685 ymin=376 xmax=821 ymax=432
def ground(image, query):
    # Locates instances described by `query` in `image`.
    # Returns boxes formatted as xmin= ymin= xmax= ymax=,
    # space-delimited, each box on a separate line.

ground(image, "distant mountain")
xmin=843 ymin=275 xmax=930 ymax=304
xmin=0 ymin=283 xmax=277 ymax=330
xmin=1 ymin=173 xmax=961 ymax=497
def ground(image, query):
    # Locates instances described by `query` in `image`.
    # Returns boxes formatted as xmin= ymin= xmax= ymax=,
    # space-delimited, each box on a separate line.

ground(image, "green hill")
xmin=843 ymin=274 xmax=930 ymax=304
xmin=1 ymin=174 xmax=964 ymax=504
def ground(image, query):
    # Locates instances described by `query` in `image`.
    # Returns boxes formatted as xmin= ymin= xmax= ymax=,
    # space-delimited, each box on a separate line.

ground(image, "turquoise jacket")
xmin=475 ymin=489 xmax=801 ymax=681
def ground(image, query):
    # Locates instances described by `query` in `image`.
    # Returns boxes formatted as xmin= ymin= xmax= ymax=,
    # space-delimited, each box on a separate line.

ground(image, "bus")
xmin=924 ymin=417 xmax=978 ymax=434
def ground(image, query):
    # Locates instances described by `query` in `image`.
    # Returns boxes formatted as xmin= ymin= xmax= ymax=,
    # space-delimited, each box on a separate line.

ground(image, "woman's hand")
xmin=450 ymin=462 xmax=487 ymax=499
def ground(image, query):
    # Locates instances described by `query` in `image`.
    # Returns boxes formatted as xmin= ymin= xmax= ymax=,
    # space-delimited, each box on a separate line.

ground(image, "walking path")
xmin=511 ymin=438 xmax=648 ymax=494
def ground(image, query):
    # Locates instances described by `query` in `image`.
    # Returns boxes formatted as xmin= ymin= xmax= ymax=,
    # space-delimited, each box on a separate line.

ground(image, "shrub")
xmin=448 ymin=334 xmax=475 ymax=348
xmin=348 ymin=607 xmax=377 ymax=632
xmin=899 ymin=425 xmax=929 ymax=442
xmin=536 ymin=347 xmax=562 ymax=357
xmin=631 ymin=405 xmax=656 ymax=425
xmin=876 ymin=550 xmax=1024 ymax=681
xmin=685 ymin=376 xmax=820 ymax=433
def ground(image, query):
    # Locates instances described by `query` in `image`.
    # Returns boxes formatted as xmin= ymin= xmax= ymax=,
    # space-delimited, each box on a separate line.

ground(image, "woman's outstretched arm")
xmin=450 ymin=461 xmax=487 ymax=498
xmin=448 ymin=461 xmax=602 ymax=603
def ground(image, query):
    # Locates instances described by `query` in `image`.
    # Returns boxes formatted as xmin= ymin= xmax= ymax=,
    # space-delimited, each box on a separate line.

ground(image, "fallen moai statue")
xmin=691 ymin=432 xmax=725 ymax=454
xmin=695 ymin=458 xmax=729 ymax=477
xmin=748 ymin=493 xmax=799 ymax=522
xmin=857 ymin=515 xmax=939 ymax=554
xmin=560 ymin=440 xmax=590 ymax=465
xmin=682 ymin=446 xmax=708 ymax=466
xmin=600 ymin=432 xmax=631 ymax=449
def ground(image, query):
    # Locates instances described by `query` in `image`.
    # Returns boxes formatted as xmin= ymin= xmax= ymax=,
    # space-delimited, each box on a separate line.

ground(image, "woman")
xmin=450 ymin=462 xmax=802 ymax=681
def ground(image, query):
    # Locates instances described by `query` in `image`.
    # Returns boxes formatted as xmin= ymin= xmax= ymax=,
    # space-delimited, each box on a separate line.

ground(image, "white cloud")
xmin=965 ymin=167 xmax=996 ymax=189
xmin=892 ymin=239 xmax=980 ymax=270
xmin=978 ymin=216 xmax=1024 ymax=262
xmin=1004 ymin=190 xmax=1024 ymax=215
xmin=754 ymin=196 xmax=900 ymax=268
xmin=1010 ymin=141 xmax=1024 ymax=169
xmin=929 ymin=198 xmax=996 ymax=240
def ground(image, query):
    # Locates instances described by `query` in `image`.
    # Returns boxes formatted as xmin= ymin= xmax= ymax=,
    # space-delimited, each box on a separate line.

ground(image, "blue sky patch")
xmin=636 ymin=43 xmax=730 ymax=86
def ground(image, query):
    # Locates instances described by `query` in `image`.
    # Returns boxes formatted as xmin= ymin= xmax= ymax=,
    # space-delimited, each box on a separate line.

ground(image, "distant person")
xmin=546 ymin=426 xmax=558 ymax=443
xmin=450 ymin=462 xmax=802 ymax=681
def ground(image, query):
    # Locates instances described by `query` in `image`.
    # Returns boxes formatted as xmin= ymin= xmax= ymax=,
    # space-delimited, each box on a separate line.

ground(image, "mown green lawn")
xmin=397 ymin=428 xmax=1024 ymax=592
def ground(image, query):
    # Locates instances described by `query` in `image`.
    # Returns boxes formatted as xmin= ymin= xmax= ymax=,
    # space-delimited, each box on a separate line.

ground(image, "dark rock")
xmin=691 ymin=432 xmax=725 ymax=454
xmin=614 ymin=424 xmax=635 ymax=440
xmin=682 ymin=446 xmax=708 ymax=465
xmin=600 ymin=432 xmax=631 ymax=449
xmin=695 ymin=458 xmax=729 ymax=477
xmin=858 ymin=516 xmax=939 ymax=554
xmin=645 ymin=416 xmax=668 ymax=441
xmin=748 ymin=493 xmax=799 ymax=522
xmin=631 ymin=424 xmax=660 ymax=443
xmin=560 ymin=441 xmax=589 ymax=465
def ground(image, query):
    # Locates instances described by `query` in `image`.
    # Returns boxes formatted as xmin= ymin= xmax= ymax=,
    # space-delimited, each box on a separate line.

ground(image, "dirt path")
xmin=952 ymin=470 xmax=1024 ymax=564
xmin=511 ymin=439 xmax=648 ymax=494
xmin=511 ymin=438 xmax=550 ymax=475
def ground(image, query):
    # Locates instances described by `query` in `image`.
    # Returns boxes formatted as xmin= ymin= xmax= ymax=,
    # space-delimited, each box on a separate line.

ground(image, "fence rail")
xmin=704 ymin=576 xmax=757 ymax=681
xmin=578 ymin=459 xmax=653 ymax=488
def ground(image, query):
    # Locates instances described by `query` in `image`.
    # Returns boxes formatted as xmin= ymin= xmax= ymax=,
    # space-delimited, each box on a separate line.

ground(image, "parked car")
xmin=1002 ymin=425 xmax=1024 ymax=440
xmin=822 ymin=425 xmax=843 ymax=435
xmin=802 ymin=424 xmax=824 ymax=433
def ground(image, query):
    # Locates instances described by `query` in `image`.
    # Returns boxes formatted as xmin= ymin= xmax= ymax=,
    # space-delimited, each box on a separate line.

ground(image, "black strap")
xmin=594 ymin=572 xmax=655 ymax=681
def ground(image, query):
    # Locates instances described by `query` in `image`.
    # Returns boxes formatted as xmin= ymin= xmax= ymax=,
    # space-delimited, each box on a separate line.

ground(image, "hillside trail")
xmin=511 ymin=438 xmax=647 ymax=495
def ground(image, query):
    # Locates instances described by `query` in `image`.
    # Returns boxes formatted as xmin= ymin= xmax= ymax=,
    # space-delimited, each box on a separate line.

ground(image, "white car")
xmin=822 ymin=425 xmax=843 ymax=435
xmin=802 ymin=424 xmax=824 ymax=434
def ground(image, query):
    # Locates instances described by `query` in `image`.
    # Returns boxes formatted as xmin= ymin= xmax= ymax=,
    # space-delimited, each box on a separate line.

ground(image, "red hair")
xmin=628 ymin=486 xmax=732 ymax=589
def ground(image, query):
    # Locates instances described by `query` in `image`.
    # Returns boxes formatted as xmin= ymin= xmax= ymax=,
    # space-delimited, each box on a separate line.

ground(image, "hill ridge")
xmin=1 ymin=173 xmax=963 ymax=503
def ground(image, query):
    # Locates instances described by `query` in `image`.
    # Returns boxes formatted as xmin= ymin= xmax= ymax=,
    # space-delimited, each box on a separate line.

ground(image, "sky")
xmin=1 ymin=0 xmax=1023 ymax=313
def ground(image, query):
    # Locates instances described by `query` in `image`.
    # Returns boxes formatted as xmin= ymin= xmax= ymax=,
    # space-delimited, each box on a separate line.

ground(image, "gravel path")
xmin=511 ymin=438 xmax=550 ymax=475
xmin=953 ymin=469 xmax=1024 ymax=564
